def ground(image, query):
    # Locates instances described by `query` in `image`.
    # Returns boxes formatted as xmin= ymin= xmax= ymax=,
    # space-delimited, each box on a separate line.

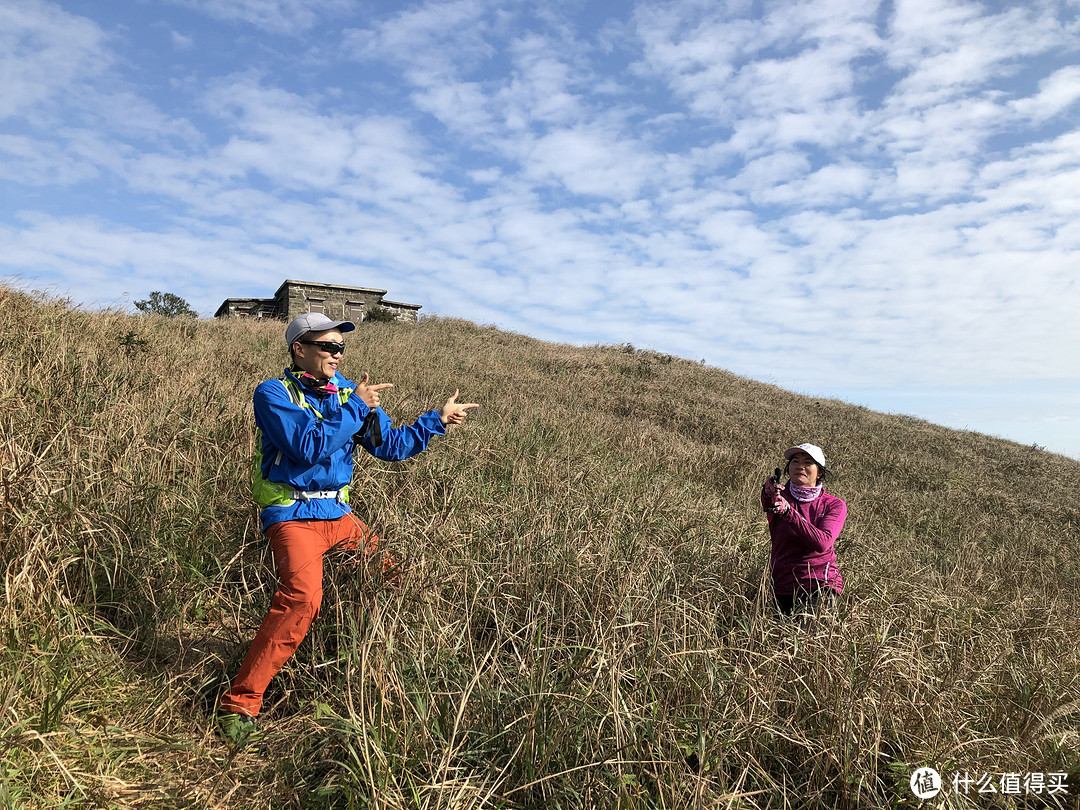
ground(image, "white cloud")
xmin=764 ymin=163 xmax=873 ymax=207
xmin=0 ymin=0 xmax=111 ymax=118
xmin=730 ymin=152 xmax=811 ymax=199
xmin=885 ymin=0 xmax=1066 ymax=105
xmin=525 ymin=126 xmax=657 ymax=199
xmin=412 ymin=79 xmax=498 ymax=137
xmin=0 ymin=134 xmax=102 ymax=185
xmin=1012 ymin=65 xmax=1080 ymax=122
xmin=500 ymin=31 xmax=591 ymax=128
xmin=168 ymin=0 xmax=356 ymax=35
xmin=632 ymin=0 xmax=879 ymax=124
xmin=0 ymin=212 xmax=409 ymax=316
xmin=342 ymin=0 xmax=492 ymax=80
xmin=171 ymin=30 xmax=194 ymax=51
xmin=1 ymin=0 xmax=1078 ymax=454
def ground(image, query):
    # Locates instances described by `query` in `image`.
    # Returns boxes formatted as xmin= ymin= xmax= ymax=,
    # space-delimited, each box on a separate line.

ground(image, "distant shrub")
xmin=134 ymin=290 xmax=197 ymax=318
xmin=117 ymin=330 xmax=149 ymax=354
xmin=362 ymin=306 xmax=399 ymax=324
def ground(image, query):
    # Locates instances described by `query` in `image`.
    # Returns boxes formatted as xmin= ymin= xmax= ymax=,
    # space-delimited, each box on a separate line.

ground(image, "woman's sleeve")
xmin=781 ymin=496 xmax=847 ymax=553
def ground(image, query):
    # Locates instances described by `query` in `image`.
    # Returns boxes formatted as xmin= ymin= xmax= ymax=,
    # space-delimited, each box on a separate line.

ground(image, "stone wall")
xmin=274 ymin=281 xmax=389 ymax=323
xmin=214 ymin=298 xmax=277 ymax=318
xmin=380 ymin=299 xmax=422 ymax=323
xmin=215 ymin=279 xmax=422 ymax=323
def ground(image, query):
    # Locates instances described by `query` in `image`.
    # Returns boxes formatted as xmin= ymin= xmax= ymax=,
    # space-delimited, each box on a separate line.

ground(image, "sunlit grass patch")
xmin=1 ymin=285 xmax=1077 ymax=808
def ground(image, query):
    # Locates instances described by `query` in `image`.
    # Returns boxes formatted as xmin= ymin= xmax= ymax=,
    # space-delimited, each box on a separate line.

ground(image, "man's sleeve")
xmin=360 ymin=408 xmax=446 ymax=461
xmin=254 ymin=380 xmax=371 ymax=466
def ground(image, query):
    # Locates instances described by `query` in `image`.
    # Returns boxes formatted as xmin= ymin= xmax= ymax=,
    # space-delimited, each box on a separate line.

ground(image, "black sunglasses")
xmin=299 ymin=340 xmax=346 ymax=355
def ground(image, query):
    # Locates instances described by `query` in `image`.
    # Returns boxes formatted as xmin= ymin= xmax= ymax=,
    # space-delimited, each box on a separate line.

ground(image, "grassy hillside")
xmin=1 ymin=285 xmax=1078 ymax=809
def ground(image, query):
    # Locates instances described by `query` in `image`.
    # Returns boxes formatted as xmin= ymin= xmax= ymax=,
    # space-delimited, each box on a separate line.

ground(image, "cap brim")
xmin=303 ymin=320 xmax=355 ymax=334
xmin=783 ymin=444 xmax=826 ymax=467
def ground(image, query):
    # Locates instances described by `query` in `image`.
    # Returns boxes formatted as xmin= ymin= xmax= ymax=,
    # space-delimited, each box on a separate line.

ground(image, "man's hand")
xmin=440 ymin=390 xmax=479 ymax=427
xmin=355 ymin=372 xmax=394 ymax=409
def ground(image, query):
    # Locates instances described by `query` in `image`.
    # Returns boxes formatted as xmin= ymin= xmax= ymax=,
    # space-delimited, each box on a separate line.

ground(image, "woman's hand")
xmin=762 ymin=476 xmax=779 ymax=499
xmin=769 ymin=496 xmax=790 ymax=516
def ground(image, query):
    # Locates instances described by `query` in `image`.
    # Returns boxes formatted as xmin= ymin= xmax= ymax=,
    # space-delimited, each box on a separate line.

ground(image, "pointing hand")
xmin=440 ymin=389 xmax=480 ymax=427
xmin=355 ymin=372 xmax=394 ymax=408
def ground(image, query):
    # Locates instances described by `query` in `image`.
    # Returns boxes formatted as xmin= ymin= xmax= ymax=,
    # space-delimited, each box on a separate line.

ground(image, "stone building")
xmin=214 ymin=279 xmax=421 ymax=323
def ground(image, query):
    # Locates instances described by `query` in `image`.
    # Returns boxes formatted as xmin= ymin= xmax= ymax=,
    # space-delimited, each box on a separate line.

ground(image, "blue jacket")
xmin=254 ymin=368 xmax=445 ymax=531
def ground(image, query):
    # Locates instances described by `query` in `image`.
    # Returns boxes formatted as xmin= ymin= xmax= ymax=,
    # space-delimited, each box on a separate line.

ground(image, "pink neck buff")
xmin=788 ymin=483 xmax=823 ymax=502
xmin=293 ymin=368 xmax=338 ymax=395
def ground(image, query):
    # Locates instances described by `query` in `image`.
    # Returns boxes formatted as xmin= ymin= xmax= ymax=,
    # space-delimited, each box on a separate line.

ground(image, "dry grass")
xmin=1 ymin=285 xmax=1078 ymax=809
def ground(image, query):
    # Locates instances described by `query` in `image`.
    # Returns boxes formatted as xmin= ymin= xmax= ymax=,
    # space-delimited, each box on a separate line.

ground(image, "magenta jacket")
xmin=761 ymin=485 xmax=846 ymax=597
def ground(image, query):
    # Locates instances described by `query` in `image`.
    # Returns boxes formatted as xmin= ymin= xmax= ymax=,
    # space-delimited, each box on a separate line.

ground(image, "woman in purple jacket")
xmin=760 ymin=443 xmax=846 ymax=615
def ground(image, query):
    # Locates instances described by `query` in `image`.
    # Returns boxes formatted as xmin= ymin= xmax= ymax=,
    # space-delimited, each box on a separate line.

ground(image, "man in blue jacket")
xmin=217 ymin=313 xmax=477 ymax=742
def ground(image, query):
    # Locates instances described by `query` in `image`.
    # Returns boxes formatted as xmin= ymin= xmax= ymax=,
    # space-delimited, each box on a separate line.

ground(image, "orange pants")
xmin=219 ymin=513 xmax=392 ymax=717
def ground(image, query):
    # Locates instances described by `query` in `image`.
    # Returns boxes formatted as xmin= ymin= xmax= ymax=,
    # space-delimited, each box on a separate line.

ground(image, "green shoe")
xmin=215 ymin=710 xmax=260 ymax=746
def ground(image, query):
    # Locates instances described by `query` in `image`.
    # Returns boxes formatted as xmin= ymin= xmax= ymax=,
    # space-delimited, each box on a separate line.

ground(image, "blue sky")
xmin=2 ymin=0 xmax=1079 ymax=459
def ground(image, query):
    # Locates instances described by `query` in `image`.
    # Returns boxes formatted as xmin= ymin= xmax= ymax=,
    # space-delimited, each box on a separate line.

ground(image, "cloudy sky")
xmin=3 ymin=0 xmax=1078 ymax=458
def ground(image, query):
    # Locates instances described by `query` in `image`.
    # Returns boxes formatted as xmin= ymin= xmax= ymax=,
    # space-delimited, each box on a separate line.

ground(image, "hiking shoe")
xmin=215 ymin=710 xmax=260 ymax=746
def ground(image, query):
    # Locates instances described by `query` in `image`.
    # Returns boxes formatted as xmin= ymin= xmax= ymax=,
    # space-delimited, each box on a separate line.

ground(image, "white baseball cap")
xmin=784 ymin=442 xmax=826 ymax=469
xmin=285 ymin=313 xmax=356 ymax=346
